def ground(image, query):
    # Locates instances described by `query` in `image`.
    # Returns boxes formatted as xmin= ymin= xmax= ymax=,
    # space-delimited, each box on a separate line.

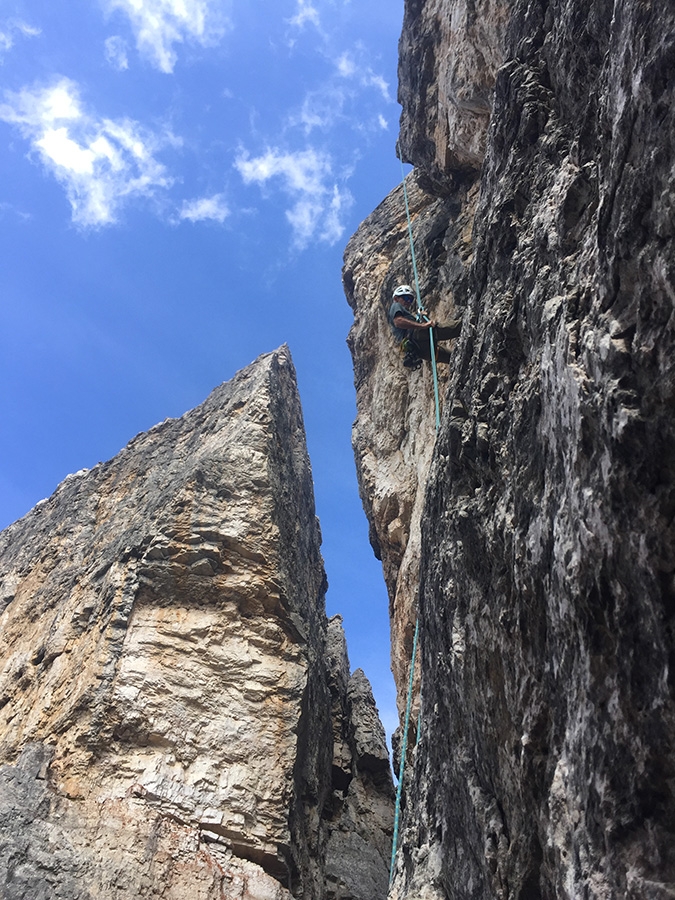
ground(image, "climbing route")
xmin=397 ymin=145 xmax=442 ymax=432
xmin=390 ymin=148 xmax=444 ymax=885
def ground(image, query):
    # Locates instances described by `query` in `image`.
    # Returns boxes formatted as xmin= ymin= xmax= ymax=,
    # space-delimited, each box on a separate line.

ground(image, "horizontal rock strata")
xmin=0 ymin=346 xmax=393 ymax=899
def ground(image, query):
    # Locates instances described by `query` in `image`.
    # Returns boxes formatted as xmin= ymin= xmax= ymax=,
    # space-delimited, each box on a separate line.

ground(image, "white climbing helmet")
xmin=393 ymin=284 xmax=414 ymax=299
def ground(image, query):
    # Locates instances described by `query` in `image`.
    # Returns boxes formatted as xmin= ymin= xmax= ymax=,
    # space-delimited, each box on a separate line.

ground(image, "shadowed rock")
xmin=346 ymin=1 xmax=675 ymax=897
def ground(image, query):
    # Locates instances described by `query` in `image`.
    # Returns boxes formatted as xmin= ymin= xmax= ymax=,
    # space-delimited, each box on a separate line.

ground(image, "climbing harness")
xmin=389 ymin=148 xmax=444 ymax=885
xmin=399 ymin=336 xmax=423 ymax=370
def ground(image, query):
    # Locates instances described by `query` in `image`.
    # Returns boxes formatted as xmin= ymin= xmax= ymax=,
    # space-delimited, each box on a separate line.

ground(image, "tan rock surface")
xmin=343 ymin=172 xmax=476 ymax=716
xmin=398 ymin=0 xmax=508 ymax=184
xmin=323 ymin=617 xmax=394 ymax=900
xmin=0 ymin=346 xmax=393 ymax=899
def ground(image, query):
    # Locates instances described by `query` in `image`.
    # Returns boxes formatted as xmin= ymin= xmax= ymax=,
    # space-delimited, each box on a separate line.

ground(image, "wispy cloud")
xmin=291 ymin=86 xmax=346 ymax=133
xmin=235 ymin=147 xmax=352 ymax=249
xmin=102 ymin=0 xmax=229 ymax=73
xmin=0 ymin=78 xmax=174 ymax=227
xmin=336 ymin=53 xmax=356 ymax=78
xmin=336 ymin=50 xmax=391 ymax=101
xmin=288 ymin=47 xmax=394 ymax=136
xmin=0 ymin=201 xmax=31 ymax=222
xmin=0 ymin=18 xmax=40 ymax=59
xmin=104 ymin=35 xmax=129 ymax=70
xmin=179 ymin=192 xmax=229 ymax=223
xmin=321 ymin=184 xmax=351 ymax=244
xmin=288 ymin=0 xmax=321 ymax=30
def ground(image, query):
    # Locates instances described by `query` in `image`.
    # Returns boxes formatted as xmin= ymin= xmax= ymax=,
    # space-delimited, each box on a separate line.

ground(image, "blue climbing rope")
xmin=397 ymin=146 xmax=442 ymax=432
xmin=390 ymin=618 xmax=419 ymax=883
xmin=389 ymin=149 xmax=444 ymax=886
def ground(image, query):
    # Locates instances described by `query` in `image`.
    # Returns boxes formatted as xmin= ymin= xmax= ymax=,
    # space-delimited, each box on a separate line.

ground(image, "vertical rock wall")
xmin=346 ymin=0 xmax=675 ymax=897
xmin=0 ymin=346 xmax=393 ymax=899
xmin=323 ymin=617 xmax=394 ymax=900
xmin=397 ymin=0 xmax=507 ymax=183
xmin=343 ymin=176 xmax=473 ymax=709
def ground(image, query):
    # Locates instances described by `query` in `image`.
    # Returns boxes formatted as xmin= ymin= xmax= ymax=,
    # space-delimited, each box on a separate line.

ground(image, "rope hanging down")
xmin=389 ymin=618 xmax=419 ymax=882
xmin=390 ymin=149 xmax=443 ymax=885
xmin=397 ymin=145 xmax=442 ymax=432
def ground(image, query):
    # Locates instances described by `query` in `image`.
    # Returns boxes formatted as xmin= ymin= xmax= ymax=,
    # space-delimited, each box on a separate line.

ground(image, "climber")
xmin=388 ymin=284 xmax=462 ymax=369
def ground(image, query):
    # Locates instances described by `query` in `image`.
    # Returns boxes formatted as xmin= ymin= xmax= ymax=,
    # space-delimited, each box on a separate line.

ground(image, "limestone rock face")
xmin=346 ymin=0 xmax=675 ymax=897
xmin=323 ymin=617 xmax=394 ymax=900
xmin=0 ymin=347 xmax=393 ymax=900
xmin=343 ymin=173 xmax=475 ymax=715
xmin=397 ymin=0 xmax=507 ymax=185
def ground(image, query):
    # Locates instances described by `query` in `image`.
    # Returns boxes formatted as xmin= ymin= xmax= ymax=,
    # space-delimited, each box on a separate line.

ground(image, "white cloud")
xmin=0 ymin=201 xmax=31 ymax=222
xmin=335 ymin=50 xmax=391 ymax=101
xmin=0 ymin=78 xmax=173 ymax=227
xmin=180 ymin=193 xmax=229 ymax=223
xmin=321 ymin=184 xmax=351 ymax=244
xmin=367 ymin=73 xmax=391 ymax=102
xmin=235 ymin=147 xmax=352 ymax=249
xmin=285 ymin=196 xmax=324 ymax=247
xmin=104 ymin=35 xmax=129 ymax=70
xmin=336 ymin=52 xmax=356 ymax=78
xmin=15 ymin=21 xmax=41 ymax=38
xmin=292 ymin=86 xmax=346 ymax=133
xmin=0 ymin=18 xmax=40 ymax=58
xmin=237 ymin=148 xmax=326 ymax=195
xmin=288 ymin=0 xmax=320 ymax=29
xmin=102 ymin=0 xmax=229 ymax=73
xmin=288 ymin=47 xmax=394 ymax=137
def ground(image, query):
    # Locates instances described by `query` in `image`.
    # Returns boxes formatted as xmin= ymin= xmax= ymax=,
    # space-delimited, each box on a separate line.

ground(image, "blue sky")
xmin=0 ymin=0 xmax=404 ymax=739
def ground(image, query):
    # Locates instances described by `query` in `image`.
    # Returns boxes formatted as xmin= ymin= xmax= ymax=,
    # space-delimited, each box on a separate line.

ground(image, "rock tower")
xmin=0 ymin=347 xmax=393 ymax=900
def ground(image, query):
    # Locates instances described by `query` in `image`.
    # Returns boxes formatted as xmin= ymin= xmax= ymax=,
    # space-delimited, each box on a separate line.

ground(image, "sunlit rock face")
xmin=343 ymin=175 xmax=475 ymax=722
xmin=346 ymin=0 xmax=675 ymax=897
xmin=0 ymin=346 xmax=393 ymax=900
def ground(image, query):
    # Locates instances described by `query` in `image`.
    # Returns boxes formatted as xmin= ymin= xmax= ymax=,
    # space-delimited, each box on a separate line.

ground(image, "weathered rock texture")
xmin=0 ymin=347 xmax=393 ymax=900
xmin=344 ymin=173 xmax=474 ymax=716
xmin=397 ymin=0 xmax=508 ymax=184
xmin=345 ymin=0 xmax=675 ymax=897
xmin=323 ymin=617 xmax=394 ymax=900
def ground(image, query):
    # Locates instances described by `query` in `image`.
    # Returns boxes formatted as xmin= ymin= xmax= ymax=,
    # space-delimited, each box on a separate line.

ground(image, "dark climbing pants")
xmin=411 ymin=319 xmax=462 ymax=364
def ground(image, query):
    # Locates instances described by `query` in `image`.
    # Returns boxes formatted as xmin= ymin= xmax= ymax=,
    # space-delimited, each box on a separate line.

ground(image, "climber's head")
xmin=393 ymin=284 xmax=415 ymax=305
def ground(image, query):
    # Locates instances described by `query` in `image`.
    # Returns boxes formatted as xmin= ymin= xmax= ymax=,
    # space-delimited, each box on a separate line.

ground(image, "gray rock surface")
xmin=398 ymin=0 xmax=507 ymax=185
xmin=0 ymin=347 xmax=393 ymax=899
xmin=346 ymin=0 xmax=675 ymax=897
xmin=323 ymin=617 xmax=394 ymax=900
xmin=343 ymin=172 xmax=474 ymax=718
